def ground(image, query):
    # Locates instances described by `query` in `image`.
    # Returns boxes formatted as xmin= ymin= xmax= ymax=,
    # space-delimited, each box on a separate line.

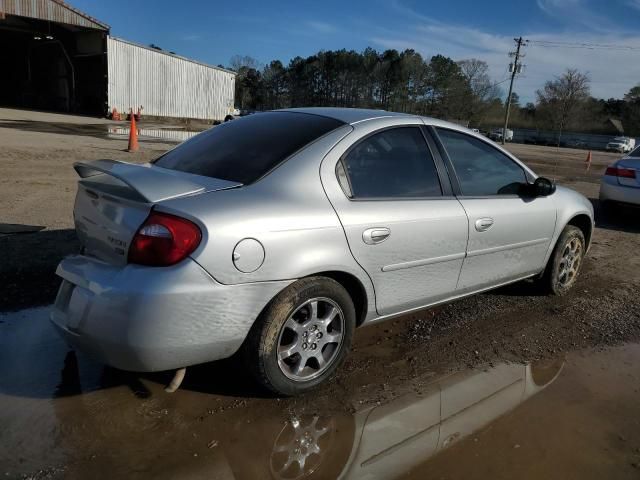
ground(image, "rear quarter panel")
xmin=158 ymin=125 xmax=377 ymax=313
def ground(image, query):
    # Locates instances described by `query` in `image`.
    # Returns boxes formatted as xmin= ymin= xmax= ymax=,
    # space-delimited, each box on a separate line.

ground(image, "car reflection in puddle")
xmin=263 ymin=359 xmax=563 ymax=480
xmin=0 ymin=306 xmax=563 ymax=479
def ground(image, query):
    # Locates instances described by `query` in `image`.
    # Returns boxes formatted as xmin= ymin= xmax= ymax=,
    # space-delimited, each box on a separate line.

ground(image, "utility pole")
xmin=502 ymin=37 xmax=527 ymax=145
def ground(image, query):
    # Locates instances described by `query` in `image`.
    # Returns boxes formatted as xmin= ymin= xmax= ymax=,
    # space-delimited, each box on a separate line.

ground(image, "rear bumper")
xmin=50 ymin=255 xmax=292 ymax=372
xmin=599 ymin=178 xmax=640 ymax=206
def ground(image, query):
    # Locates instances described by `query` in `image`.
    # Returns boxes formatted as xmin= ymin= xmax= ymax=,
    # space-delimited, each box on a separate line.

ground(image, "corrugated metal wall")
xmin=0 ymin=0 xmax=108 ymax=30
xmin=107 ymin=37 xmax=236 ymax=121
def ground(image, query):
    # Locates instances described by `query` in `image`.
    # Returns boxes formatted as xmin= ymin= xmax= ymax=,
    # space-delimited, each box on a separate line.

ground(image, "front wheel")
xmin=544 ymin=225 xmax=586 ymax=296
xmin=243 ymin=277 xmax=355 ymax=396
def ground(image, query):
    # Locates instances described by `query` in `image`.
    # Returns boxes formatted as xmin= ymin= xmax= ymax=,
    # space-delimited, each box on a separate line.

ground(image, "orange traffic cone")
xmin=127 ymin=110 xmax=139 ymax=152
xmin=585 ymin=151 xmax=592 ymax=171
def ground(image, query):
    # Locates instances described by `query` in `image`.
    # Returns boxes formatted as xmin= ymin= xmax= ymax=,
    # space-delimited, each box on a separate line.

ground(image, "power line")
xmin=528 ymin=40 xmax=640 ymax=51
xmin=494 ymin=77 xmax=512 ymax=86
xmin=469 ymin=76 xmax=511 ymax=98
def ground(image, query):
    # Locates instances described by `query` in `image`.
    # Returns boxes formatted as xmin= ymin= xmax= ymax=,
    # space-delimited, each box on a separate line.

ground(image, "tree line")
xmin=514 ymin=69 xmax=640 ymax=137
xmin=230 ymin=50 xmax=503 ymax=127
xmin=229 ymin=49 xmax=640 ymax=136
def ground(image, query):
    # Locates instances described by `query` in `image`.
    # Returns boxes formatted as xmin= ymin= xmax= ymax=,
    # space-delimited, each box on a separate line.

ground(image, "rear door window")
xmin=340 ymin=127 xmax=442 ymax=199
xmin=154 ymin=112 xmax=345 ymax=184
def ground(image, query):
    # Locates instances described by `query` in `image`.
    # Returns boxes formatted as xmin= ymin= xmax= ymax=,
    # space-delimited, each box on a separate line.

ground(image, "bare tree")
xmin=229 ymin=55 xmax=264 ymax=109
xmin=459 ymin=60 xmax=488 ymax=95
xmin=229 ymin=55 xmax=261 ymax=72
xmin=458 ymin=59 xmax=502 ymax=124
xmin=536 ymin=69 xmax=590 ymax=144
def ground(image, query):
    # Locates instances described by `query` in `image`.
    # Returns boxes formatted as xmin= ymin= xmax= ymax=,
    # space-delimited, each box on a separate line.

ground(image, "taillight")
xmin=128 ymin=212 xmax=202 ymax=266
xmin=605 ymin=166 xmax=636 ymax=178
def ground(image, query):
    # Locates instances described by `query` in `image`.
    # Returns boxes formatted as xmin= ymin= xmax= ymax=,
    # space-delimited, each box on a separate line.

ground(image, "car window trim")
xmin=347 ymin=195 xmax=459 ymax=202
xmin=450 ymin=194 xmax=522 ymax=200
xmin=336 ymin=125 xmax=447 ymax=202
xmin=420 ymin=126 xmax=454 ymax=196
xmin=426 ymin=125 xmax=462 ymax=195
xmin=335 ymin=158 xmax=354 ymax=198
xmin=429 ymin=125 xmax=531 ymax=198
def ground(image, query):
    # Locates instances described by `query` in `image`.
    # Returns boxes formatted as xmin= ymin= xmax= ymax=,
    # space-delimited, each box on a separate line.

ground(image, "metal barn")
xmin=0 ymin=0 xmax=236 ymax=121
xmin=107 ymin=37 xmax=235 ymax=121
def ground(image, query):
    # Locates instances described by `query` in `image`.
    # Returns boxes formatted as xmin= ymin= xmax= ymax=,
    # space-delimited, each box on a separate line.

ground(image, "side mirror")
xmin=532 ymin=177 xmax=556 ymax=197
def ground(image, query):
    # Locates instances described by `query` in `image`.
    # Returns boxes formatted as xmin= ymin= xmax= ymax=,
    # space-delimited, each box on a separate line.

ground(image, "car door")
xmin=438 ymin=364 xmax=526 ymax=451
xmin=320 ymin=119 xmax=469 ymax=316
xmin=432 ymin=127 xmax=557 ymax=293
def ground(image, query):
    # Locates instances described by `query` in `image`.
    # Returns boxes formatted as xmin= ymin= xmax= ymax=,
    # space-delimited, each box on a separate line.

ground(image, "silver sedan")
xmin=51 ymin=108 xmax=594 ymax=395
xmin=600 ymin=146 xmax=640 ymax=209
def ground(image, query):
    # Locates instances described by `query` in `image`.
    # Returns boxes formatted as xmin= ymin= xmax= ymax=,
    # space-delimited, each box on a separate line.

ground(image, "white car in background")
xmin=489 ymin=128 xmax=513 ymax=142
xmin=605 ymin=136 xmax=635 ymax=153
xmin=600 ymin=145 xmax=640 ymax=210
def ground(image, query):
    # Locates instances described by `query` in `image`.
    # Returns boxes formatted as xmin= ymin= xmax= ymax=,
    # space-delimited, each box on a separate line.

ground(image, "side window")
xmin=435 ymin=128 xmax=527 ymax=196
xmin=340 ymin=127 xmax=442 ymax=199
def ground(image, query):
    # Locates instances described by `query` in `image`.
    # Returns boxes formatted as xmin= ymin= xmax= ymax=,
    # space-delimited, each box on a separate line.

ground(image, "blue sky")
xmin=74 ymin=0 xmax=640 ymax=102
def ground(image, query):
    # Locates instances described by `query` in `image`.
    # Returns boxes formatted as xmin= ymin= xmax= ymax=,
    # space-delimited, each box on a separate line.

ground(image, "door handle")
xmin=363 ymin=227 xmax=391 ymax=245
xmin=475 ymin=217 xmax=494 ymax=232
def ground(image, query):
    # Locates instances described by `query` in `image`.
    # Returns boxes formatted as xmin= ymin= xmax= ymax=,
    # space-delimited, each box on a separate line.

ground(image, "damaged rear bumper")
xmin=50 ymin=255 xmax=292 ymax=372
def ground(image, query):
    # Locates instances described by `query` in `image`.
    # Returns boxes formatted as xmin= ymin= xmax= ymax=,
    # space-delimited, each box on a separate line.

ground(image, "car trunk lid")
xmin=73 ymin=159 xmax=241 ymax=265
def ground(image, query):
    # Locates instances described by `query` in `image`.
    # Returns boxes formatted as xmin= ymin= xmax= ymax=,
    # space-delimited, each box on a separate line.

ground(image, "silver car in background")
xmin=51 ymin=108 xmax=594 ymax=395
xmin=600 ymin=145 xmax=640 ymax=210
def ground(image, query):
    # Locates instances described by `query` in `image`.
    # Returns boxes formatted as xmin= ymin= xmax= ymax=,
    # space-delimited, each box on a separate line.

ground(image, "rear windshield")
xmin=154 ymin=112 xmax=345 ymax=184
xmin=629 ymin=145 xmax=640 ymax=157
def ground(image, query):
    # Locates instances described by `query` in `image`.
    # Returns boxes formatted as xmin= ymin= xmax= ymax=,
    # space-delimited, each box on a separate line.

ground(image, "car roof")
xmin=276 ymin=107 xmax=478 ymax=134
xmin=278 ymin=107 xmax=417 ymax=125
xmin=274 ymin=108 xmax=536 ymax=179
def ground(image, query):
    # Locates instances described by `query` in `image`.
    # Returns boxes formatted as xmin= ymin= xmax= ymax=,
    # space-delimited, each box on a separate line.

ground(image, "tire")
xmin=243 ymin=277 xmax=356 ymax=396
xmin=544 ymin=225 xmax=586 ymax=296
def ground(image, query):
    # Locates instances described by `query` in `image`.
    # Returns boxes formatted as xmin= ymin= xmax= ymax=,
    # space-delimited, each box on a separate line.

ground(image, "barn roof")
xmin=0 ymin=0 xmax=109 ymax=31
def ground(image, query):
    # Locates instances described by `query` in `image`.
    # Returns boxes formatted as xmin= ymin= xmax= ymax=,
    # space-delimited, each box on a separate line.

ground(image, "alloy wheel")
xmin=557 ymin=237 xmax=583 ymax=287
xmin=276 ymin=298 xmax=344 ymax=381
xmin=270 ymin=415 xmax=333 ymax=479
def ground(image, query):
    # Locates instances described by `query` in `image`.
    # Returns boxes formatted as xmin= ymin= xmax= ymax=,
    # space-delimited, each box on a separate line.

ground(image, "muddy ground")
xmin=1 ymin=108 xmax=640 ymax=478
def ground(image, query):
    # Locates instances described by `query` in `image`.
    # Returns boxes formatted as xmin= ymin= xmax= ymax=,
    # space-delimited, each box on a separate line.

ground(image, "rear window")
xmin=629 ymin=145 xmax=640 ymax=157
xmin=154 ymin=112 xmax=345 ymax=184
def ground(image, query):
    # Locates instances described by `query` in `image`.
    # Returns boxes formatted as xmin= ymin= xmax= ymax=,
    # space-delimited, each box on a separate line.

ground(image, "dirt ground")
xmin=1 ymin=108 xmax=640 ymax=479
xmin=0 ymin=108 xmax=188 ymax=309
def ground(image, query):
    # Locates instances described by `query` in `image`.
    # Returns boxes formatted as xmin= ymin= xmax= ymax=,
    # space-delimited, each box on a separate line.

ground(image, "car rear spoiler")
xmin=73 ymin=159 xmax=241 ymax=203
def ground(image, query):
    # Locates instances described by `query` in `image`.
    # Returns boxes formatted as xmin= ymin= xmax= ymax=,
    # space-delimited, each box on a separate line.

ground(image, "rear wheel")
xmin=243 ymin=277 xmax=355 ymax=396
xmin=544 ymin=225 xmax=585 ymax=296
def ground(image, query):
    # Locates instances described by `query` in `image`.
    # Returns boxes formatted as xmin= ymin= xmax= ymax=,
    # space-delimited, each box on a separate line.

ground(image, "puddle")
xmin=0 ymin=118 xmax=204 ymax=143
xmin=107 ymin=126 xmax=202 ymax=143
xmin=1 ymin=307 xmax=639 ymax=479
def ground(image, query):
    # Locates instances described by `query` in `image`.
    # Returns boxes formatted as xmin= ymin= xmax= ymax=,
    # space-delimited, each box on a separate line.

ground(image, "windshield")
xmin=154 ymin=112 xmax=345 ymax=184
xmin=629 ymin=145 xmax=640 ymax=157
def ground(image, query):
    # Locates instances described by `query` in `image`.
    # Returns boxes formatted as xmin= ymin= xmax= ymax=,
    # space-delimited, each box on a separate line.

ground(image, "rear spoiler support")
xmin=73 ymin=159 xmax=207 ymax=203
